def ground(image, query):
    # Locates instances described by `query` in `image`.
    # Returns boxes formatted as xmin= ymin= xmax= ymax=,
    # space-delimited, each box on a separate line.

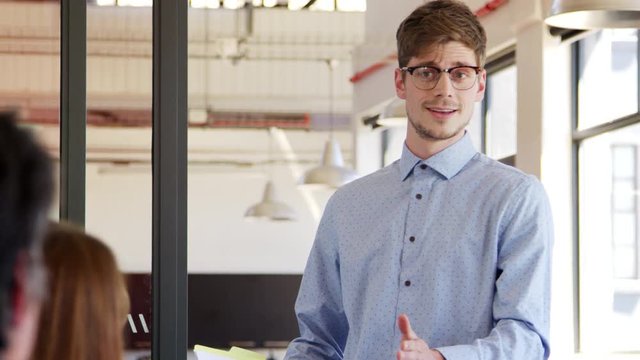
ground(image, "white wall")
xmin=37 ymin=126 xmax=350 ymax=274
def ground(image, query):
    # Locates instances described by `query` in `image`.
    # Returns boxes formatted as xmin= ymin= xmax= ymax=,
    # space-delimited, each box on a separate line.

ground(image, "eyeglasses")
xmin=400 ymin=65 xmax=482 ymax=90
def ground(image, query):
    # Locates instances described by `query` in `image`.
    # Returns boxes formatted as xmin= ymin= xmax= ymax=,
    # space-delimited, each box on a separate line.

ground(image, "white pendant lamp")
xmin=245 ymin=128 xmax=296 ymax=221
xmin=244 ymin=180 xmax=296 ymax=221
xmin=301 ymin=138 xmax=358 ymax=188
xmin=545 ymin=0 xmax=640 ymax=29
xmin=301 ymin=59 xmax=358 ymax=188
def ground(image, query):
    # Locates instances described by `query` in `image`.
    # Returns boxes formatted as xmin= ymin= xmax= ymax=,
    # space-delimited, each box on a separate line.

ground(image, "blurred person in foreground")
xmin=0 ymin=113 xmax=53 ymax=360
xmin=285 ymin=1 xmax=553 ymax=359
xmin=31 ymin=222 xmax=129 ymax=360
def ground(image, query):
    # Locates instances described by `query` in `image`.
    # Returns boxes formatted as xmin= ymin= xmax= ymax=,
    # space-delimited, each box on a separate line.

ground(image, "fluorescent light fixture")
xmin=287 ymin=0 xmax=307 ymax=10
xmin=337 ymin=0 xmax=366 ymax=12
xmin=189 ymin=109 xmax=208 ymax=124
xmin=252 ymin=0 xmax=262 ymax=6
xmin=309 ymin=0 xmax=334 ymax=11
xmin=117 ymin=0 xmax=152 ymax=6
xmin=96 ymin=0 xmax=116 ymax=5
xmin=263 ymin=0 xmax=278 ymax=8
xmin=223 ymin=0 xmax=246 ymax=9
xmin=191 ymin=0 xmax=221 ymax=8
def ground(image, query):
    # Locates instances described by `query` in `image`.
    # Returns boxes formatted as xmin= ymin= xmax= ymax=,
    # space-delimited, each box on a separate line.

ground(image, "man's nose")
xmin=431 ymin=72 xmax=455 ymax=96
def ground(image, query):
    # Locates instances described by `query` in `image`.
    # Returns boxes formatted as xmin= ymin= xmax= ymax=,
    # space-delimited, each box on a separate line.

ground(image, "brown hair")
xmin=396 ymin=0 xmax=487 ymax=68
xmin=31 ymin=222 xmax=129 ymax=360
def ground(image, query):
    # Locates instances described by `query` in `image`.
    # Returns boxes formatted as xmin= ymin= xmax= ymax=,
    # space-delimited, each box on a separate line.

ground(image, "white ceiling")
xmin=0 ymin=2 xmax=365 ymax=115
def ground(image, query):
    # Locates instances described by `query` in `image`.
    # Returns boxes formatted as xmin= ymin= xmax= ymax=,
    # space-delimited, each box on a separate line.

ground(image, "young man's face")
xmin=395 ymin=41 xmax=486 ymax=148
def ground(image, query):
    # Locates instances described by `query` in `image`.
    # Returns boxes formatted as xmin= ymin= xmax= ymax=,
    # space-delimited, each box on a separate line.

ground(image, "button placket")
xmin=400 ymin=167 xmax=430 ymax=293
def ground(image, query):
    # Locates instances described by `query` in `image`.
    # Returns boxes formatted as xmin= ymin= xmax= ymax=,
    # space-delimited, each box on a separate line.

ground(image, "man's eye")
xmin=452 ymin=68 xmax=473 ymax=79
xmin=415 ymin=69 xmax=437 ymax=79
xmin=452 ymin=71 xmax=467 ymax=79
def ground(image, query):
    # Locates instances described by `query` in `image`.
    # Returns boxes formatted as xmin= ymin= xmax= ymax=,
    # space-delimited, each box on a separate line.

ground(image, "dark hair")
xmin=396 ymin=0 xmax=487 ymax=68
xmin=32 ymin=222 xmax=129 ymax=360
xmin=0 ymin=112 xmax=53 ymax=349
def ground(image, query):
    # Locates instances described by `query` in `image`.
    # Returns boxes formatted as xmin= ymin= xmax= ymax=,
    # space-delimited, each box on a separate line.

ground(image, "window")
xmin=611 ymin=144 xmax=638 ymax=280
xmin=485 ymin=64 xmax=517 ymax=161
xmin=578 ymin=29 xmax=638 ymax=130
xmin=575 ymin=29 xmax=640 ymax=354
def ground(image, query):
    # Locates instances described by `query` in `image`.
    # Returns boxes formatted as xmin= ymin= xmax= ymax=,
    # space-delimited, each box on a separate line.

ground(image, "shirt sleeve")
xmin=284 ymin=196 xmax=349 ymax=360
xmin=436 ymin=176 xmax=554 ymax=360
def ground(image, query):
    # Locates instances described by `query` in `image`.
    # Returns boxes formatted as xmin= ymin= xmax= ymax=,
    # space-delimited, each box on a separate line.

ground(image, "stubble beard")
xmin=408 ymin=113 xmax=469 ymax=141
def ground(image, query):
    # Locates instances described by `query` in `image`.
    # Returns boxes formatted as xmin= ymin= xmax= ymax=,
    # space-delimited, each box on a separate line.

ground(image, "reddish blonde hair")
xmin=31 ymin=222 xmax=129 ymax=360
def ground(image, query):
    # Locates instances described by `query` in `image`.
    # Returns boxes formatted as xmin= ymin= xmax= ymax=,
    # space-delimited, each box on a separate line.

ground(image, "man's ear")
xmin=475 ymin=69 xmax=486 ymax=102
xmin=395 ymin=68 xmax=407 ymax=100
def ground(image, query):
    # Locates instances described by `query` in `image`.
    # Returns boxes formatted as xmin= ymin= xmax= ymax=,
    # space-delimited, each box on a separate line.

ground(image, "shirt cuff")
xmin=435 ymin=345 xmax=480 ymax=360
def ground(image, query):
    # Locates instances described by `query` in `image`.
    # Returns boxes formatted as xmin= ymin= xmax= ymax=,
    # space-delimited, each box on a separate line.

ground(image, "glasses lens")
xmin=450 ymin=67 xmax=477 ymax=90
xmin=411 ymin=67 xmax=439 ymax=89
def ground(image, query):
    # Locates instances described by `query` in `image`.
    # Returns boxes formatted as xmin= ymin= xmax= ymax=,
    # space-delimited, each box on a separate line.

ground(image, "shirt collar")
xmin=399 ymin=133 xmax=477 ymax=181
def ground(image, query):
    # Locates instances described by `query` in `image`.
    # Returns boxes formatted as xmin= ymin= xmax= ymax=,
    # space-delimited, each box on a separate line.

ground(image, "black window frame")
xmin=59 ymin=1 xmax=188 ymax=359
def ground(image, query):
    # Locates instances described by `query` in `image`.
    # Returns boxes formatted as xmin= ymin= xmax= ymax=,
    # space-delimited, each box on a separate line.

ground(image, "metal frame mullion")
xmin=572 ymin=113 xmax=640 ymax=142
xmin=630 ymin=28 xmax=639 ymax=280
xmin=59 ymin=0 xmax=86 ymax=226
xmin=152 ymin=0 xmax=188 ymax=359
xmin=571 ymin=40 xmax=581 ymax=353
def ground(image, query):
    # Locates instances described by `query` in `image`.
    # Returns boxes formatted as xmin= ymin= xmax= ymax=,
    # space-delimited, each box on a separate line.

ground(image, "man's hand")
xmin=396 ymin=314 xmax=445 ymax=360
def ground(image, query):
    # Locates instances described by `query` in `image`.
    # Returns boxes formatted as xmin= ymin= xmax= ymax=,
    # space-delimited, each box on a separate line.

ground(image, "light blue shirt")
xmin=285 ymin=134 xmax=553 ymax=360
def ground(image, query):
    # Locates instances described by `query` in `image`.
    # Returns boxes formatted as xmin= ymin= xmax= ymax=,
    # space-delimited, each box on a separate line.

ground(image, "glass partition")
xmin=84 ymin=2 xmax=153 ymax=358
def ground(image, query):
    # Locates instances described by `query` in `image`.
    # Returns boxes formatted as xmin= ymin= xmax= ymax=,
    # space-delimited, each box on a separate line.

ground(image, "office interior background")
xmin=0 ymin=0 xmax=639 ymax=359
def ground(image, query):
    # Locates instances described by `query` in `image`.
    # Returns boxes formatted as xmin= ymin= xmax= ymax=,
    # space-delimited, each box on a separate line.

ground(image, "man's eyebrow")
xmin=410 ymin=60 xmax=475 ymax=68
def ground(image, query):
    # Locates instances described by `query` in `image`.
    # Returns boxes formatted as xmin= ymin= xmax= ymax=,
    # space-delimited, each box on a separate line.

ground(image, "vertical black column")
xmin=152 ymin=0 xmax=188 ymax=359
xmin=59 ymin=0 xmax=86 ymax=226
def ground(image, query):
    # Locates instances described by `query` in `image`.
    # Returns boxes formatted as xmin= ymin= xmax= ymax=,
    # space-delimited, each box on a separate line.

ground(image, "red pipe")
xmin=350 ymin=0 xmax=509 ymax=83
xmin=349 ymin=54 xmax=397 ymax=83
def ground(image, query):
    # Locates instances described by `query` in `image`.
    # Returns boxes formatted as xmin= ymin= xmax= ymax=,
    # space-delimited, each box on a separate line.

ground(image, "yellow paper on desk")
xmin=193 ymin=344 xmax=265 ymax=360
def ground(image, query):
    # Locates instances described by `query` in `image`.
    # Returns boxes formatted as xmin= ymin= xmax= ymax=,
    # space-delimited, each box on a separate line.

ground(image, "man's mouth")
xmin=426 ymin=107 xmax=457 ymax=114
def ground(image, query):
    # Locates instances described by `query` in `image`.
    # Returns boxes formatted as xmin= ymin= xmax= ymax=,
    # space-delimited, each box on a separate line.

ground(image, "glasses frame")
xmin=400 ymin=65 xmax=483 ymax=90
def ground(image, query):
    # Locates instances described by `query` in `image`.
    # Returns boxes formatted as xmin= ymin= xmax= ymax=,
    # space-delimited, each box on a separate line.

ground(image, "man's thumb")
xmin=397 ymin=314 xmax=417 ymax=340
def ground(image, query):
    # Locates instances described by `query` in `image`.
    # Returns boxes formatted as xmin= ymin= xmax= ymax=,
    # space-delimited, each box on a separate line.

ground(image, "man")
xmin=285 ymin=1 xmax=553 ymax=359
xmin=0 ymin=113 xmax=53 ymax=360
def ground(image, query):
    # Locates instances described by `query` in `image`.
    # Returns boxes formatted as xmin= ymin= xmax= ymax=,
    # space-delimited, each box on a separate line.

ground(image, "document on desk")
xmin=193 ymin=345 xmax=266 ymax=360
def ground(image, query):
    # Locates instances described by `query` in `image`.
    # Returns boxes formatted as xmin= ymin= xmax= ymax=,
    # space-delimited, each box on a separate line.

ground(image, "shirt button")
xmin=420 ymin=164 xmax=427 ymax=170
xmin=405 ymin=280 xmax=411 ymax=287
xmin=409 ymin=236 xmax=415 ymax=242
xmin=415 ymin=193 xmax=422 ymax=200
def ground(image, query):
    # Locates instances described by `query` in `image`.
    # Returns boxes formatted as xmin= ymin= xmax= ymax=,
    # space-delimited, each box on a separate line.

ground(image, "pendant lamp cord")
xmin=327 ymin=58 xmax=337 ymax=141
xmin=267 ymin=126 xmax=274 ymax=182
